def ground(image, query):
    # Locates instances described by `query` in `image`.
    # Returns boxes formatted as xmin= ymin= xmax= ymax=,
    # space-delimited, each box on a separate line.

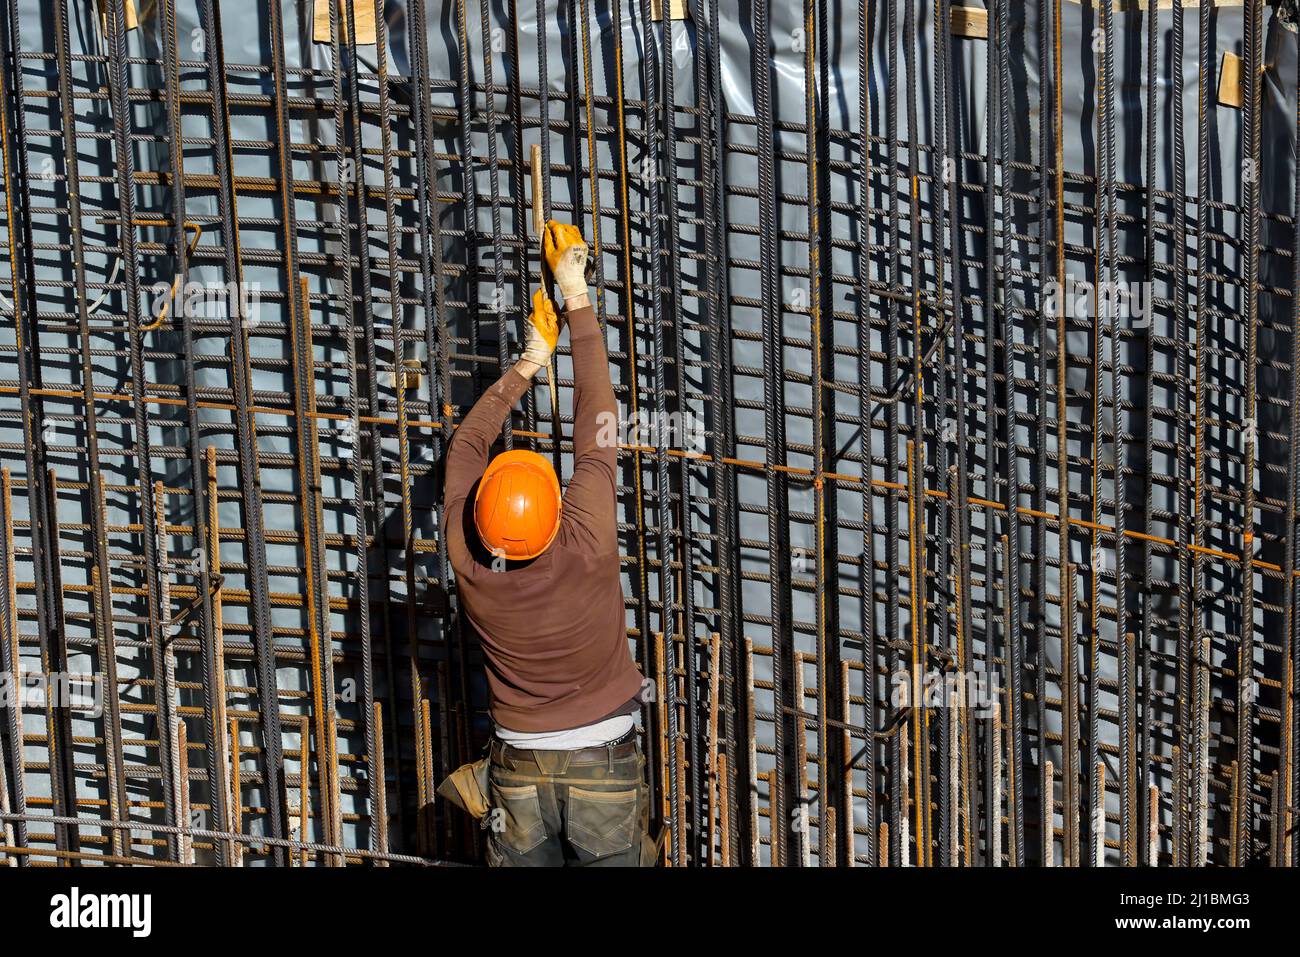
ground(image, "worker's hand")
xmin=543 ymin=219 xmax=589 ymax=301
xmin=520 ymin=288 xmax=560 ymax=370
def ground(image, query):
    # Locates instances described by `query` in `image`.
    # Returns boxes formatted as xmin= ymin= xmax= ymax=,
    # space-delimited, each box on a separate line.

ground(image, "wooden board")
xmin=1219 ymin=51 xmax=1243 ymax=109
xmin=652 ymin=0 xmax=689 ymax=21
xmin=951 ymin=6 xmax=988 ymax=40
xmin=314 ymin=0 xmax=379 ymax=46
xmin=99 ymin=0 xmax=138 ymax=34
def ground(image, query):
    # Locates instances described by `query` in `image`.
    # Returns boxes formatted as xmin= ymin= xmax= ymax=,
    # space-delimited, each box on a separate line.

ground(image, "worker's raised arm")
xmin=543 ymin=221 xmax=618 ymax=554
xmin=567 ymin=296 xmax=615 ymax=460
xmin=442 ymin=367 xmax=530 ymax=515
xmin=443 ymin=291 xmax=560 ymax=529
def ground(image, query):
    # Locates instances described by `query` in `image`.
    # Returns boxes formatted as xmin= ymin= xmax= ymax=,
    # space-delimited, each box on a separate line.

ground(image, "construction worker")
xmin=441 ymin=220 xmax=653 ymax=867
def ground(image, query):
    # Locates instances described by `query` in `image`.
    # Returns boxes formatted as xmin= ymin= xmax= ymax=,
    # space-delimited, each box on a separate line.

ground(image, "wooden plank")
xmin=314 ymin=0 xmax=379 ymax=46
xmin=99 ymin=0 xmax=138 ymax=34
xmin=652 ymin=0 xmax=689 ymax=21
xmin=1219 ymin=51 xmax=1244 ymax=109
xmin=951 ymin=6 xmax=988 ymax=40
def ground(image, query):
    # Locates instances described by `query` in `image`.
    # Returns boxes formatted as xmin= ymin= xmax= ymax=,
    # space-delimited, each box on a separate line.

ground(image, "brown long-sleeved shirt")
xmin=442 ymin=304 xmax=642 ymax=733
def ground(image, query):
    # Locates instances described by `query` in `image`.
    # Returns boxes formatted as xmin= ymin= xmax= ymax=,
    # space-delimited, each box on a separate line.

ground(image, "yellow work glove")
xmin=521 ymin=288 xmax=560 ymax=366
xmin=542 ymin=219 xmax=589 ymax=301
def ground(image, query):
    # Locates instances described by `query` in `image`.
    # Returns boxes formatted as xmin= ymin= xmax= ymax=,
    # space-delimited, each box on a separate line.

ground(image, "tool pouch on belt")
xmin=436 ymin=756 xmax=491 ymax=819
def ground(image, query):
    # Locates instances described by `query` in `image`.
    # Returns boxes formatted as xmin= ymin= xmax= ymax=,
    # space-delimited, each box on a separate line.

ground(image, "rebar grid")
xmin=0 ymin=0 xmax=1295 ymax=867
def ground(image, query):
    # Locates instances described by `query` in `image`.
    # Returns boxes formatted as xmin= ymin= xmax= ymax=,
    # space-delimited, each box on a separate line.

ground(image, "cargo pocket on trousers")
xmin=566 ymin=786 xmax=638 ymax=859
xmin=490 ymin=783 xmax=546 ymax=854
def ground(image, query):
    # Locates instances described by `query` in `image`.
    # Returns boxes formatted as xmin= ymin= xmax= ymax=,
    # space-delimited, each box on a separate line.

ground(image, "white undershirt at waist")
xmin=495 ymin=712 xmax=635 ymax=751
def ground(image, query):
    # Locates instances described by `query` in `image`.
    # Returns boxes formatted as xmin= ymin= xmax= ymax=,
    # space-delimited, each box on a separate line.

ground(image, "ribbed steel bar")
xmin=884 ymin=0 xmax=904 ymax=870
xmin=1237 ymin=0 xmax=1262 ymax=868
xmin=1171 ymin=0 xmax=1192 ymax=869
xmin=0 ymin=0 xmax=76 ymax=862
xmin=1192 ymin=0 xmax=1212 ymax=869
xmin=52 ymin=0 xmax=131 ymax=860
xmin=607 ymin=0 xmax=658 ymax=818
xmin=752 ymin=0 xmax=789 ymax=867
xmin=199 ymin=0 xmax=287 ymax=866
xmin=326 ymin=0 xmax=378 ymax=858
xmin=699 ymin=0 xmax=742 ymax=865
xmin=342 ymin=0 xmax=408 ymax=852
xmin=855 ymin=0 xmax=876 ymax=867
xmin=162 ymin=0 xmax=230 ymax=864
xmin=1098 ymin=0 xmax=1120 ymax=869
xmin=638 ymin=0 xmax=678 ymax=865
xmin=372 ymin=0 xmax=427 ymax=859
xmin=993 ymin=0 xmax=1025 ymax=868
xmin=107 ymin=0 xmax=178 ymax=862
xmin=1034 ymin=0 xmax=1053 ymax=870
xmin=658 ymin=5 xmax=702 ymax=865
xmin=1287 ymin=0 xmax=1300 ymax=868
xmin=408 ymin=0 xmax=455 ymax=860
xmin=1140 ymin=0 xmax=1159 ymax=868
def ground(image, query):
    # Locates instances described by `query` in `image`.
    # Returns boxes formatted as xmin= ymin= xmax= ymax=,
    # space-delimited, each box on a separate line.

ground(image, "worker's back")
xmin=448 ymin=515 xmax=639 ymax=733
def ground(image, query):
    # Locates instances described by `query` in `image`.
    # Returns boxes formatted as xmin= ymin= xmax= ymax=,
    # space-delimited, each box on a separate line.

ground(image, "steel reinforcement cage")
xmin=0 ymin=0 xmax=1297 ymax=867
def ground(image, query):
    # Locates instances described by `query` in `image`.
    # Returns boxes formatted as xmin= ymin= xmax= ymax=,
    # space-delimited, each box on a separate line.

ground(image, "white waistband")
xmin=495 ymin=713 xmax=635 ymax=751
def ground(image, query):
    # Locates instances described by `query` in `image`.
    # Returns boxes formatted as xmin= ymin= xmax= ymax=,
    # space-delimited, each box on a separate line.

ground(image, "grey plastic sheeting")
xmin=2 ymin=1 xmax=1295 ymax=861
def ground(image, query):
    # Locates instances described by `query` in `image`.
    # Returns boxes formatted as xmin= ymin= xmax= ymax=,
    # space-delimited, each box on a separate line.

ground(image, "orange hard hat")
xmin=473 ymin=449 xmax=562 ymax=561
